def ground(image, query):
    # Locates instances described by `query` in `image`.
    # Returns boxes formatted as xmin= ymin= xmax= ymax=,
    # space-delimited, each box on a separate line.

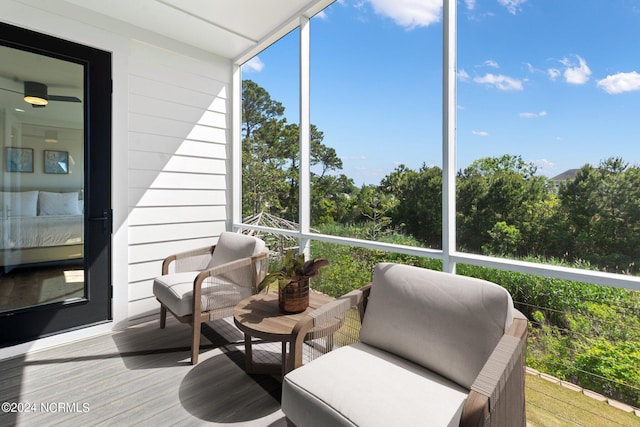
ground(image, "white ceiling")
xmin=63 ymin=0 xmax=334 ymax=62
xmin=0 ymin=0 xmax=333 ymax=130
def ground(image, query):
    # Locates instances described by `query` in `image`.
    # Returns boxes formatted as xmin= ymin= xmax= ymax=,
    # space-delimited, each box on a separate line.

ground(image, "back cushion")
xmin=360 ymin=263 xmax=514 ymax=389
xmin=208 ymin=232 xmax=265 ymax=268
xmin=207 ymin=232 xmax=266 ymax=285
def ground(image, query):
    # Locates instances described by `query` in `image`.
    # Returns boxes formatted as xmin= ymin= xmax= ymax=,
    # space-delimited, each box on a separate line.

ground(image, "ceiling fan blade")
xmin=49 ymin=95 xmax=82 ymax=103
xmin=0 ymin=86 xmax=22 ymax=95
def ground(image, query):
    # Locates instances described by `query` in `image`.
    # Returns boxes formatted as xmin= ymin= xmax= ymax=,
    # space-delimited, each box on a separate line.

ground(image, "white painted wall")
xmin=126 ymin=41 xmax=231 ymax=321
xmin=1 ymin=0 xmax=233 ymax=344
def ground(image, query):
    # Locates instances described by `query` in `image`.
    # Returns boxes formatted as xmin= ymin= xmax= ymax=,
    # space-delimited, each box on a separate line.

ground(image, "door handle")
xmin=89 ymin=209 xmax=112 ymax=234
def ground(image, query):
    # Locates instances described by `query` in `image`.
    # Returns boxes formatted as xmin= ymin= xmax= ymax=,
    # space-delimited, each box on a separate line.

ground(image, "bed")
xmin=0 ymin=190 xmax=84 ymax=267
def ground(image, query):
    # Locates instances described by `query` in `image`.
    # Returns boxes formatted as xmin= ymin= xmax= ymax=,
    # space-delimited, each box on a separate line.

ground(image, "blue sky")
xmin=243 ymin=0 xmax=640 ymax=186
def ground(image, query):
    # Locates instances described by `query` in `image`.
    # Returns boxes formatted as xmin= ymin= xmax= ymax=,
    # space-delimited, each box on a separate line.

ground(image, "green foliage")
xmin=309 ymin=225 xmax=440 ymax=297
xmin=258 ymin=250 xmax=329 ymax=292
xmin=456 ymin=261 xmax=640 ymax=405
xmin=383 ymin=163 xmax=442 ymax=248
xmin=463 ymin=154 xmax=538 ymax=179
xmin=482 ymin=221 xmax=522 ymax=256
xmin=574 ymin=340 xmax=640 ymax=406
xmin=242 ymin=79 xmax=357 ymax=222
xmin=558 ymin=158 xmax=640 ymax=273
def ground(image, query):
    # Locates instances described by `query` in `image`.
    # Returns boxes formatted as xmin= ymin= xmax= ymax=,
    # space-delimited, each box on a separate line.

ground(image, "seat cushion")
xmin=153 ymin=271 xmax=246 ymax=318
xmin=282 ymin=342 xmax=468 ymax=427
xmin=360 ymin=263 xmax=514 ymax=389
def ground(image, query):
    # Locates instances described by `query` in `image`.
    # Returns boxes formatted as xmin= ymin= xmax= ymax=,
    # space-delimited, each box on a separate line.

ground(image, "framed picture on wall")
xmin=44 ymin=150 xmax=69 ymax=174
xmin=6 ymin=147 xmax=34 ymax=173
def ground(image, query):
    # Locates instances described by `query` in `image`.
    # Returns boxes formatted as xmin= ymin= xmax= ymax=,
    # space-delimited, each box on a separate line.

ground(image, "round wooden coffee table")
xmin=233 ymin=291 xmax=342 ymax=376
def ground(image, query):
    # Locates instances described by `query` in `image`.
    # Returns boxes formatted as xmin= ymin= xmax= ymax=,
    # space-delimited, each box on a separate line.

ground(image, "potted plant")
xmin=257 ymin=249 xmax=329 ymax=313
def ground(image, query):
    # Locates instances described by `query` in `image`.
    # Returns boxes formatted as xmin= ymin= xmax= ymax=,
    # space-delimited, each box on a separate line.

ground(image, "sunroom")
xmin=1 ymin=0 xmax=640 ymax=425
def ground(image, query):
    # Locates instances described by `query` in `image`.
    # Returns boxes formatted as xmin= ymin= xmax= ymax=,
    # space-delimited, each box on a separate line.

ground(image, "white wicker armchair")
xmin=153 ymin=232 xmax=268 ymax=364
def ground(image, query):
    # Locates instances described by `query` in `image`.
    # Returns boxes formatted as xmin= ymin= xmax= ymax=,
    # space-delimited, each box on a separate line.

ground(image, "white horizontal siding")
xmin=129 ymin=114 xmax=227 ymax=143
xmin=129 ymin=133 xmax=227 ymax=158
xmin=128 ymin=237 xmax=214 ymax=265
xmin=128 ymin=206 xmax=226 ymax=226
xmin=128 ymin=170 xmax=226 ymax=190
xmin=128 ymin=75 xmax=227 ymax=113
xmin=129 ymin=280 xmax=155 ymax=303
xmin=127 ymin=40 xmax=231 ymax=320
xmin=129 ymin=221 xmax=225 ymax=245
xmin=129 ymin=189 xmax=227 ymax=207
xmin=128 ymin=150 xmax=226 ymax=173
xmin=129 ymin=94 xmax=227 ymax=128
xmin=129 ymin=261 xmax=162 ymax=284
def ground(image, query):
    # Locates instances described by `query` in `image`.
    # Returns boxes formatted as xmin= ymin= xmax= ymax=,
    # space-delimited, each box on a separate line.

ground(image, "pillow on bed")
xmin=38 ymin=191 xmax=82 ymax=216
xmin=1 ymin=191 xmax=39 ymax=217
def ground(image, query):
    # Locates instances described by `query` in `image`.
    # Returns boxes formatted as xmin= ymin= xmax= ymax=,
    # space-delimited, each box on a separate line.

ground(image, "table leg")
xmin=282 ymin=341 xmax=288 ymax=376
xmin=244 ymin=333 xmax=254 ymax=373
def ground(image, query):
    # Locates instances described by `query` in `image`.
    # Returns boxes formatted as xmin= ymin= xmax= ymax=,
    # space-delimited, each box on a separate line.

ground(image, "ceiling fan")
xmin=0 ymin=80 xmax=82 ymax=108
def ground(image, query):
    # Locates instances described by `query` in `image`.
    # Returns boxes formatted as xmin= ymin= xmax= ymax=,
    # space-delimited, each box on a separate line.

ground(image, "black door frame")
xmin=0 ymin=22 xmax=112 ymax=346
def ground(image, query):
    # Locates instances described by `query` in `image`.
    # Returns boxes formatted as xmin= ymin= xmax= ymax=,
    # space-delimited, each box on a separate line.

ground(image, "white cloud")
xmin=519 ymin=111 xmax=547 ymax=118
xmin=242 ymin=56 xmax=264 ymax=73
xmin=532 ymin=159 xmax=556 ymax=172
xmin=560 ymin=55 xmax=591 ymax=84
xmin=315 ymin=10 xmax=328 ymax=19
xmin=368 ymin=0 xmax=442 ymax=29
xmin=472 ymin=130 xmax=489 ymax=137
xmin=482 ymin=59 xmax=500 ymax=68
xmin=547 ymin=68 xmax=561 ymax=80
xmin=457 ymin=69 xmax=470 ymax=81
xmin=473 ymin=73 xmax=524 ymax=91
xmin=498 ymin=0 xmax=527 ymax=15
xmin=465 ymin=0 xmax=477 ymax=10
xmin=597 ymin=71 xmax=640 ymax=94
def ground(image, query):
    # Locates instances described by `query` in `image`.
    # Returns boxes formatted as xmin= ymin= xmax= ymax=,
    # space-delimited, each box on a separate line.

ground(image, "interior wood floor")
xmin=0 ymin=317 xmax=288 ymax=426
xmin=0 ymin=263 xmax=85 ymax=312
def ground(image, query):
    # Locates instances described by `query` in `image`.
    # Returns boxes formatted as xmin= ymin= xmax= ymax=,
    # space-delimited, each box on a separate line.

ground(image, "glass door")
xmin=0 ymin=23 xmax=112 ymax=346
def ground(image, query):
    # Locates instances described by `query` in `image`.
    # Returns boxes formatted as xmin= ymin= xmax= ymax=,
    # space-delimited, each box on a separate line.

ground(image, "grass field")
xmin=526 ymin=374 xmax=640 ymax=426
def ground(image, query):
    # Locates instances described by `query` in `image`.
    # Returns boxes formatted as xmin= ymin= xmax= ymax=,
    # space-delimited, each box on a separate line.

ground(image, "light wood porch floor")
xmin=0 ymin=317 xmax=287 ymax=426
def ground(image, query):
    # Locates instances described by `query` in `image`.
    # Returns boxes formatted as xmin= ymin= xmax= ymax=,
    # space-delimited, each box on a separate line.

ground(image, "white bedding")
xmin=0 ymin=215 xmax=84 ymax=250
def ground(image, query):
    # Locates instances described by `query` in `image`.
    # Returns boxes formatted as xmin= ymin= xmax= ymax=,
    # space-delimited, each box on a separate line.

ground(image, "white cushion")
xmin=1 ymin=191 xmax=38 ymax=217
xmin=207 ymin=231 xmax=266 ymax=268
xmin=282 ymin=342 xmax=468 ymax=427
xmin=38 ymin=191 xmax=81 ymax=216
xmin=360 ymin=263 xmax=514 ymax=389
xmin=152 ymin=271 xmax=246 ymax=317
xmin=207 ymin=232 xmax=266 ymax=284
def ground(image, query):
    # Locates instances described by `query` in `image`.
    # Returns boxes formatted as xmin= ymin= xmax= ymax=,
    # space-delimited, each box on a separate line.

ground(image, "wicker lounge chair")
xmin=153 ymin=231 xmax=268 ymax=364
xmin=282 ymin=262 xmax=527 ymax=427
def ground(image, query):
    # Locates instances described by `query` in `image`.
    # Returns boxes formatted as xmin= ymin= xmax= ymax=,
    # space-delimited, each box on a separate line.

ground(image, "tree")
xmin=457 ymin=155 xmax=554 ymax=256
xmin=353 ymin=185 xmax=398 ymax=240
xmin=242 ymin=80 xmax=284 ymax=141
xmin=384 ymin=164 xmax=442 ymax=248
xmin=311 ymin=174 xmax=357 ymax=225
xmin=558 ymin=158 xmax=640 ymax=272
xmin=242 ymin=79 xmax=354 ymax=223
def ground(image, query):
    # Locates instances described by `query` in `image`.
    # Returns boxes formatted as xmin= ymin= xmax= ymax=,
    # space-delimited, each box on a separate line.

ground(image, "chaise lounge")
xmin=282 ymin=262 xmax=527 ymax=427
